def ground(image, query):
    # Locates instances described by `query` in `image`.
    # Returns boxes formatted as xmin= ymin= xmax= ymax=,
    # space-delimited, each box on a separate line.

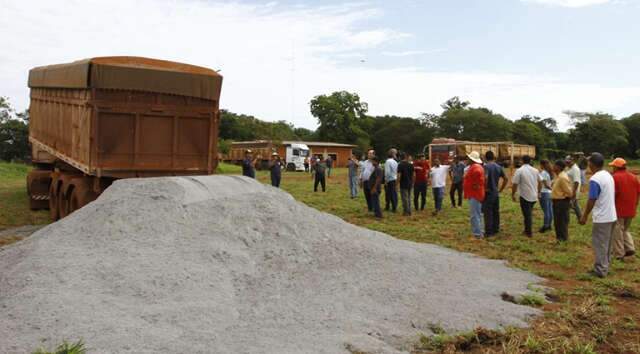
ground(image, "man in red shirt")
xmin=464 ymin=151 xmax=485 ymax=238
xmin=413 ymin=153 xmax=431 ymax=211
xmin=610 ymin=158 xmax=640 ymax=260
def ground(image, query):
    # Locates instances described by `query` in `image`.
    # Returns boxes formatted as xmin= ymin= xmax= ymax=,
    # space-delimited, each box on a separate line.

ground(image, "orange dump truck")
xmin=26 ymin=57 xmax=223 ymax=220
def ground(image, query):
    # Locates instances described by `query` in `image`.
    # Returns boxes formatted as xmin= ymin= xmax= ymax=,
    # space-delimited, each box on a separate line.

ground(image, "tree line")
xmin=1 ymin=93 xmax=639 ymax=162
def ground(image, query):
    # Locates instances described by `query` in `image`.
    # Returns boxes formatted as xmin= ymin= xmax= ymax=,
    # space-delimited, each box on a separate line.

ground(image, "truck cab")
xmin=285 ymin=143 xmax=309 ymax=171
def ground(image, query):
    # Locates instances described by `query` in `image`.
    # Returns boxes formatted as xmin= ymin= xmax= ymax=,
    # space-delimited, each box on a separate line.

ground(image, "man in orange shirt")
xmin=464 ymin=151 xmax=485 ymax=239
xmin=610 ymin=158 xmax=640 ymax=260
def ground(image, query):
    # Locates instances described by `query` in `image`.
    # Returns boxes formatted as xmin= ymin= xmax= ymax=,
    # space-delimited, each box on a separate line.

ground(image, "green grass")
xmin=32 ymin=340 xmax=86 ymax=354
xmin=0 ymin=162 xmax=49 ymax=231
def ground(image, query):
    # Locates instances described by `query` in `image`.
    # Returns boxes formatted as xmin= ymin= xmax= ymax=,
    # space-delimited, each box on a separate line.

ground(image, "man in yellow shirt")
xmin=552 ymin=160 xmax=574 ymax=242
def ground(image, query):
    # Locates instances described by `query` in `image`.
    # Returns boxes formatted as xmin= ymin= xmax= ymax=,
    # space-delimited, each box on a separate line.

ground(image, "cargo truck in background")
xmin=26 ymin=57 xmax=223 ymax=220
xmin=426 ymin=138 xmax=536 ymax=167
xmin=226 ymin=140 xmax=309 ymax=171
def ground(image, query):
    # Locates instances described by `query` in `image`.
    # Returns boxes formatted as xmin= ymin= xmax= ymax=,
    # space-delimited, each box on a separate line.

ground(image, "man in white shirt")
xmin=429 ymin=159 xmax=450 ymax=216
xmin=384 ymin=149 xmax=399 ymax=212
xmin=565 ymin=155 xmax=583 ymax=220
xmin=511 ymin=155 xmax=540 ymax=237
xmin=360 ymin=149 xmax=376 ymax=213
xmin=579 ymin=152 xmax=617 ymax=278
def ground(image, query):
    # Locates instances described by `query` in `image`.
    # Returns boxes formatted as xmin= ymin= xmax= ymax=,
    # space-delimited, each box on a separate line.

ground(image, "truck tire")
xmin=286 ymin=163 xmax=296 ymax=172
xmin=48 ymin=173 xmax=61 ymax=221
xmin=68 ymin=177 xmax=97 ymax=214
xmin=57 ymin=173 xmax=81 ymax=219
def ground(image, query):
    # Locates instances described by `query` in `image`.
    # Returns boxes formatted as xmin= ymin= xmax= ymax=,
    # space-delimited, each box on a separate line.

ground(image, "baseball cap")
xmin=608 ymin=157 xmax=626 ymax=168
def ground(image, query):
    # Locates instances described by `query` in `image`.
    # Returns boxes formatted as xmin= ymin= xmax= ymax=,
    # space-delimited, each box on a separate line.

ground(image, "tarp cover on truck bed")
xmin=28 ymin=56 xmax=222 ymax=101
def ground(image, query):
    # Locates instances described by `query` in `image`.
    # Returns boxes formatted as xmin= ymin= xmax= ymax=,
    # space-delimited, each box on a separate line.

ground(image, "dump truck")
xmin=426 ymin=138 xmax=536 ymax=167
xmin=226 ymin=140 xmax=310 ymax=171
xmin=26 ymin=56 xmax=223 ymax=220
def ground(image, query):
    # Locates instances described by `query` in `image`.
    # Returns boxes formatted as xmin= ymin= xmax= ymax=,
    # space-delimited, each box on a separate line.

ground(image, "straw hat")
xmin=467 ymin=151 xmax=482 ymax=164
xmin=272 ymin=152 xmax=279 ymax=156
xmin=608 ymin=157 xmax=626 ymax=168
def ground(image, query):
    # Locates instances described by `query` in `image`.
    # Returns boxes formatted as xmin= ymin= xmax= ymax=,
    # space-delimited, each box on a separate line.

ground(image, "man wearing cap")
xmin=313 ymin=156 xmax=327 ymax=192
xmin=609 ymin=158 xmax=640 ymax=260
xmin=512 ymin=155 xmax=540 ymax=237
xmin=579 ymin=153 xmax=617 ymax=278
xmin=242 ymin=150 xmax=258 ymax=179
xmin=268 ymin=152 xmax=284 ymax=188
xmin=565 ymin=155 xmax=583 ymax=220
xmin=464 ymin=151 xmax=485 ymax=238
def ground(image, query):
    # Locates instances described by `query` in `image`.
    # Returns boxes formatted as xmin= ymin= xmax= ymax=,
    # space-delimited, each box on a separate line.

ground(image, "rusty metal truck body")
xmin=26 ymin=57 xmax=222 ymax=220
xmin=426 ymin=138 xmax=536 ymax=167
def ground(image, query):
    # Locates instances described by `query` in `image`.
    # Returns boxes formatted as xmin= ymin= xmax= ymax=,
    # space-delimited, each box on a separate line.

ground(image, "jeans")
xmin=553 ymin=198 xmax=570 ymax=241
xmin=432 ymin=187 xmax=444 ymax=211
xmin=414 ymin=181 xmax=427 ymax=211
xmin=469 ymin=198 xmax=484 ymax=237
xmin=349 ymin=175 xmax=358 ymax=198
xmin=482 ymin=191 xmax=500 ymax=236
xmin=271 ymin=174 xmax=281 ymax=188
xmin=314 ymin=174 xmax=326 ymax=192
xmin=371 ymin=191 xmax=382 ymax=218
xmin=592 ymin=222 xmax=616 ymax=277
xmin=450 ymin=181 xmax=463 ymax=207
xmin=400 ymin=188 xmax=412 ymax=215
xmin=539 ymin=193 xmax=553 ymax=228
xmin=363 ymin=180 xmax=372 ymax=211
xmin=571 ymin=198 xmax=582 ymax=220
xmin=520 ymin=197 xmax=536 ymax=236
xmin=385 ymin=180 xmax=398 ymax=212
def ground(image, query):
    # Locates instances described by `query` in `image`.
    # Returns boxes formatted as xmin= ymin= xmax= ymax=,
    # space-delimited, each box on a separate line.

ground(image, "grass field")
xmin=1 ymin=162 xmax=639 ymax=353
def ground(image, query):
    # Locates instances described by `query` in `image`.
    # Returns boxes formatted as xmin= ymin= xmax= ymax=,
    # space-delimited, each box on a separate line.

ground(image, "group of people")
xmin=352 ymin=149 xmax=639 ymax=278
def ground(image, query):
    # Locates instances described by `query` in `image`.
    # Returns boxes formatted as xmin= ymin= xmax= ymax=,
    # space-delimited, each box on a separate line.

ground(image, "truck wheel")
xmin=48 ymin=174 xmax=61 ymax=221
xmin=286 ymin=163 xmax=296 ymax=172
xmin=68 ymin=178 xmax=97 ymax=214
xmin=58 ymin=184 xmax=71 ymax=219
xmin=27 ymin=170 xmax=52 ymax=210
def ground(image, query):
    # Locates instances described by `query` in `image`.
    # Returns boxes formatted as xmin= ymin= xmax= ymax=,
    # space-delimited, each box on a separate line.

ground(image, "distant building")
xmin=226 ymin=140 xmax=356 ymax=169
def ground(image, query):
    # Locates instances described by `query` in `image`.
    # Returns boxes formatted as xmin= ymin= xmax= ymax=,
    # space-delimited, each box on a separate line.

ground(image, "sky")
xmin=1 ymin=0 xmax=639 ymax=130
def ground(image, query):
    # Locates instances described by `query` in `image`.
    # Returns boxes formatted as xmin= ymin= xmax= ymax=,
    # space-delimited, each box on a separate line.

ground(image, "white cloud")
xmin=0 ymin=0 xmax=638 ymax=132
xmin=381 ymin=48 xmax=446 ymax=57
xmin=522 ymin=0 xmax=612 ymax=8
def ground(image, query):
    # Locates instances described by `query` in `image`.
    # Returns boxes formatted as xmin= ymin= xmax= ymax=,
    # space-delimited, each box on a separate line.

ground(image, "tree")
xmin=568 ymin=113 xmax=628 ymax=157
xmin=310 ymin=91 xmax=370 ymax=149
xmin=219 ymin=110 xmax=309 ymax=142
xmin=367 ymin=116 xmax=435 ymax=157
xmin=432 ymin=98 xmax=513 ymax=141
xmin=512 ymin=119 xmax=546 ymax=154
xmin=621 ymin=113 xmax=640 ymax=158
xmin=440 ymin=96 xmax=470 ymax=111
xmin=0 ymin=97 xmax=30 ymax=162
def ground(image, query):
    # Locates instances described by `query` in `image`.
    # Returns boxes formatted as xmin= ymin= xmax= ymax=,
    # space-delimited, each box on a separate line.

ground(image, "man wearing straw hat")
xmin=269 ymin=152 xmax=285 ymax=188
xmin=464 ymin=151 xmax=485 ymax=239
xmin=242 ymin=149 xmax=258 ymax=179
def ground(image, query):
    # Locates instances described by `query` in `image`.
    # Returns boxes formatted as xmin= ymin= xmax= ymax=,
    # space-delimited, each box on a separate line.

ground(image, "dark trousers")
xmin=400 ymin=188 xmax=412 ymax=215
xmin=385 ymin=180 xmax=398 ymax=212
xmin=483 ymin=192 xmax=500 ymax=236
xmin=271 ymin=174 xmax=281 ymax=188
xmin=520 ymin=197 xmax=536 ymax=236
xmin=314 ymin=174 xmax=326 ymax=192
xmin=363 ymin=180 xmax=372 ymax=211
xmin=553 ymin=198 xmax=570 ymax=241
xmin=414 ymin=181 xmax=427 ymax=211
xmin=432 ymin=187 xmax=444 ymax=211
xmin=371 ymin=191 xmax=382 ymax=218
xmin=450 ymin=181 xmax=463 ymax=207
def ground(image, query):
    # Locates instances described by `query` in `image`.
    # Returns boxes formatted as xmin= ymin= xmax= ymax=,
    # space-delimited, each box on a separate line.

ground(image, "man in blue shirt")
xmin=242 ymin=150 xmax=258 ymax=179
xmin=483 ymin=151 xmax=508 ymax=237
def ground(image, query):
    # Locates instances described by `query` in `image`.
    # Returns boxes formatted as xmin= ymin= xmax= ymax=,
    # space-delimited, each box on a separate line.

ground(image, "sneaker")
xmin=625 ymin=250 xmax=636 ymax=257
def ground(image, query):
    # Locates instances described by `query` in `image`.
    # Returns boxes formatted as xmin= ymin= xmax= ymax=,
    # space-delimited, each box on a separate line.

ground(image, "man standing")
xmin=268 ymin=152 xmax=284 ymax=188
xmin=609 ymin=158 xmax=640 ymax=260
xmin=397 ymin=152 xmax=414 ymax=216
xmin=538 ymin=159 xmax=554 ymax=233
xmin=429 ymin=159 xmax=450 ymax=216
xmin=512 ymin=155 xmax=540 ymax=238
xmin=483 ymin=151 xmax=508 ymax=237
xmin=326 ymin=155 xmax=333 ymax=178
xmin=313 ymin=157 xmax=327 ymax=192
xmin=449 ymin=156 xmax=465 ymax=208
xmin=369 ymin=157 xmax=384 ymax=218
xmin=566 ymin=155 xmax=583 ymax=220
xmin=580 ymin=153 xmax=617 ymax=278
xmin=464 ymin=151 xmax=485 ymax=239
xmin=551 ymin=160 xmax=573 ymax=242
xmin=347 ymin=154 xmax=359 ymax=198
xmin=384 ymin=150 xmax=399 ymax=212
xmin=360 ymin=149 xmax=375 ymax=212
xmin=413 ymin=153 xmax=430 ymax=211
xmin=242 ymin=149 xmax=258 ymax=179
